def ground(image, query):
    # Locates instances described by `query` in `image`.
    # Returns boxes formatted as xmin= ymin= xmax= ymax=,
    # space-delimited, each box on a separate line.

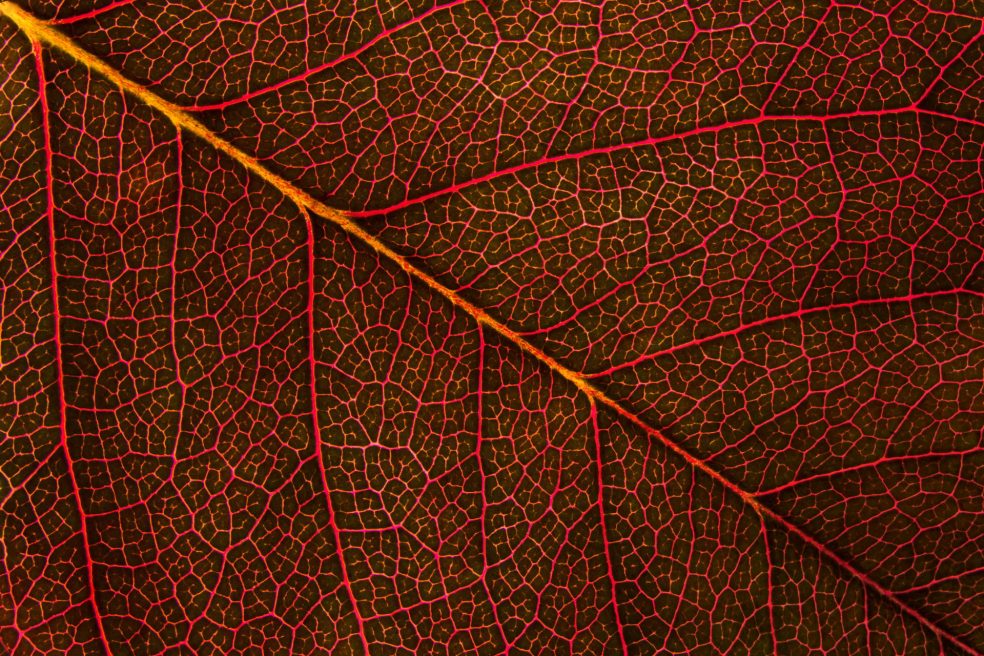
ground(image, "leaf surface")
xmin=0 ymin=1 xmax=982 ymax=654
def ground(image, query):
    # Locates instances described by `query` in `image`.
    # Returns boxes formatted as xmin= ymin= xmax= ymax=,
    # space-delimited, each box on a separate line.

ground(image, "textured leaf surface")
xmin=1 ymin=1 xmax=982 ymax=654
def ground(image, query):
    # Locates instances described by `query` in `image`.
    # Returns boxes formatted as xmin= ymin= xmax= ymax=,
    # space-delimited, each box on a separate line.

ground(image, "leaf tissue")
xmin=0 ymin=0 xmax=982 ymax=654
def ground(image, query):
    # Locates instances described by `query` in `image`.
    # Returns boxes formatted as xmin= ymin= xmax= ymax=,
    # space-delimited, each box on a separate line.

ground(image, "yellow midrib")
xmin=2 ymin=4 xmax=975 ymax=653
xmin=0 ymin=2 xmax=612 ymax=402
xmin=0 ymin=0 xmax=774 ymax=526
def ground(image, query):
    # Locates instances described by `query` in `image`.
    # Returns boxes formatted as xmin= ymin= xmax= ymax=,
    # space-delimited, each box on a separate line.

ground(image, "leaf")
xmin=0 ymin=1 xmax=982 ymax=654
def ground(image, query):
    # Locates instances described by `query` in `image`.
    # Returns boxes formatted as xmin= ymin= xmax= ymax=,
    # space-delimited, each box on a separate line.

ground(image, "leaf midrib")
xmin=2 ymin=3 xmax=975 ymax=653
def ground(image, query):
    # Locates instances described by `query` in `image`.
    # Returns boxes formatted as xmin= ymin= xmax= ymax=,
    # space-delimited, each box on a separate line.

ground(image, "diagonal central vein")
xmin=2 ymin=3 xmax=977 ymax=654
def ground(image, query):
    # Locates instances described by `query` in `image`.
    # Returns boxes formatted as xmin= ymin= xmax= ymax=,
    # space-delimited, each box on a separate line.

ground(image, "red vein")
xmin=586 ymin=288 xmax=981 ymax=379
xmin=303 ymin=208 xmax=370 ymax=655
xmin=168 ymin=132 xmax=187 ymax=465
xmin=759 ymin=4 xmax=831 ymax=116
xmin=0 ymin=446 xmax=60 ymax=508
xmin=761 ymin=517 xmax=778 ymax=654
xmin=184 ymin=0 xmax=468 ymax=112
xmin=757 ymin=448 xmax=984 ymax=497
xmin=32 ymin=39 xmax=112 ymax=656
xmin=348 ymin=107 xmax=984 ymax=218
xmin=474 ymin=325 xmax=510 ymax=652
xmin=916 ymin=28 xmax=984 ymax=106
xmin=901 ymin=565 xmax=984 ymax=594
xmin=49 ymin=0 xmax=139 ymax=25
xmin=589 ymin=401 xmax=629 ymax=656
